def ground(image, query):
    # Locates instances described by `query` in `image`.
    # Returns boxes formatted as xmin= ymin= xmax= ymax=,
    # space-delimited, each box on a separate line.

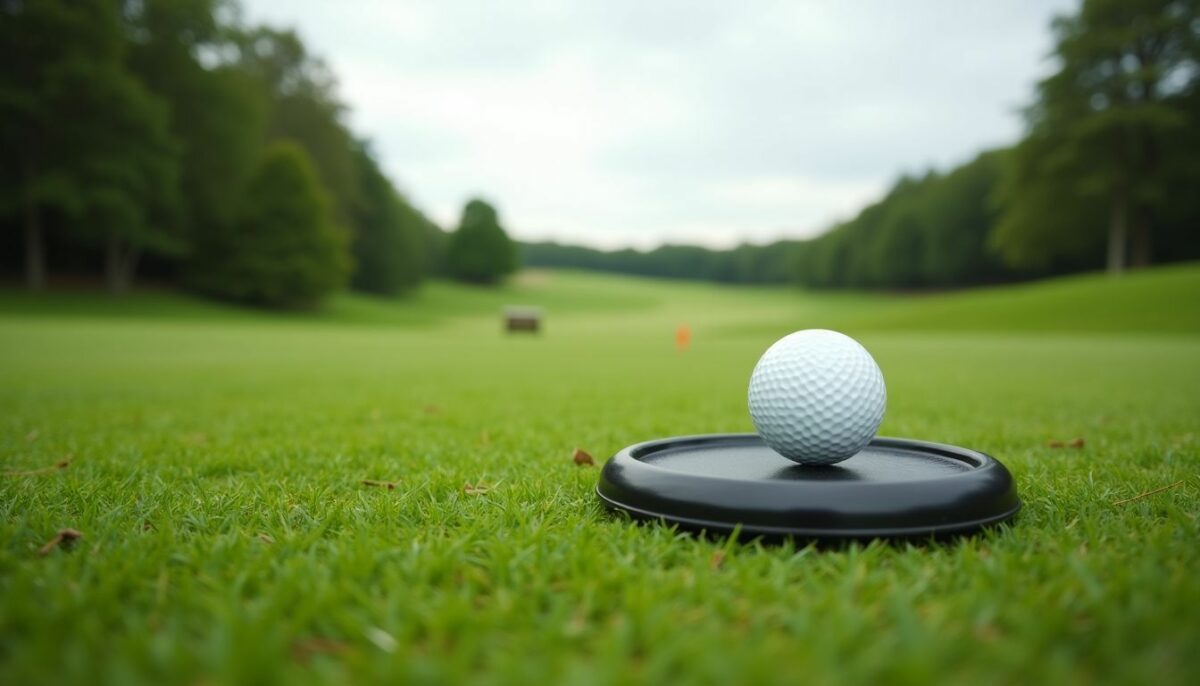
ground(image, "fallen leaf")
xmin=4 ymin=456 xmax=71 ymax=477
xmin=292 ymin=638 xmax=352 ymax=663
xmin=1046 ymin=438 xmax=1085 ymax=449
xmin=361 ymin=479 xmax=397 ymax=490
xmin=1112 ymin=480 xmax=1185 ymax=506
xmin=258 ymin=533 xmax=275 ymax=544
xmin=709 ymin=550 xmax=726 ymax=570
xmin=464 ymin=482 xmax=492 ymax=495
xmin=143 ymin=520 xmax=156 ymax=532
xmin=37 ymin=528 xmax=82 ymax=556
xmin=572 ymin=448 xmax=595 ymax=466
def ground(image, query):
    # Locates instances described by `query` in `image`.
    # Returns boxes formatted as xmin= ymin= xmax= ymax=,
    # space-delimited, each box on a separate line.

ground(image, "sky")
xmin=240 ymin=0 xmax=1077 ymax=250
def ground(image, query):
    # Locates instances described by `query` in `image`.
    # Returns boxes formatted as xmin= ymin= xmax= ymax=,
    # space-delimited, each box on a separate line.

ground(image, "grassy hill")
xmin=1 ymin=265 xmax=1198 ymax=684
xmin=5 ymin=262 xmax=1198 ymax=335
xmin=830 ymin=262 xmax=1200 ymax=334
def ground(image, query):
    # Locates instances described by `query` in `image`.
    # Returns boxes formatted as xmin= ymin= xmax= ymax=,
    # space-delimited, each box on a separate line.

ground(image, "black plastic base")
xmin=597 ymin=434 xmax=1020 ymax=539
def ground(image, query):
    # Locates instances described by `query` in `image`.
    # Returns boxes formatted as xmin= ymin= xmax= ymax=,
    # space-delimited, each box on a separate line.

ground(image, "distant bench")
xmin=504 ymin=306 xmax=542 ymax=334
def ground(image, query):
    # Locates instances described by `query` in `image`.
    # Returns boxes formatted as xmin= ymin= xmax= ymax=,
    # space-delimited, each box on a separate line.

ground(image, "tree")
xmin=49 ymin=61 xmax=183 ymax=293
xmin=992 ymin=0 xmax=1200 ymax=274
xmin=445 ymin=199 xmax=517 ymax=284
xmin=123 ymin=0 xmax=268 ymax=279
xmin=231 ymin=28 xmax=360 ymax=230
xmin=0 ymin=0 xmax=183 ymax=293
xmin=919 ymin=151 xmax=1009 ymax=286
xmin=349 ymin=142 xmax=424 ymax=295
xmin=189 ymin=142 xmax=350 ymax=307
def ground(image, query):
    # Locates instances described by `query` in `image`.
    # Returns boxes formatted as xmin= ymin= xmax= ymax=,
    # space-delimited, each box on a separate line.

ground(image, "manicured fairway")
xmin=2 ymin=268 xmax=1198 ymax=685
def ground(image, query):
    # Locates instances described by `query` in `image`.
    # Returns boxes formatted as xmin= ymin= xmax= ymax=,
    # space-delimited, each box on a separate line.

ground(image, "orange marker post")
xmin=675 ymin=324 xmax=692 ymax=352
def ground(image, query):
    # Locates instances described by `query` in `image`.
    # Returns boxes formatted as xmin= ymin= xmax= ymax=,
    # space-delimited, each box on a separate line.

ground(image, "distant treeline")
xmin=4 ymin=0 xmax=1199 ymax=300
xmin=528 ymin=0 xmax=1200 ymax=289
xmin=527 ymin=134 xmax=1200 ymax=289
xmin=1 ymin=0 xmax=516 ymax=306
xmin=521 ymin=240 xmax=804 ymax=285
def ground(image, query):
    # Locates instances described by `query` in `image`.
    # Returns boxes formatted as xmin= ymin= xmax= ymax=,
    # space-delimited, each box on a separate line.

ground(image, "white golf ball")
xmin=748 ymin=329 xmax=886 ymax=465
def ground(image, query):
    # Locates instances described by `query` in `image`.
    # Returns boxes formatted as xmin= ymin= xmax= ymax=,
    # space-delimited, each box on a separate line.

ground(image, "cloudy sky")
xmin=240 ymin=0 xmax=1076 ymax=249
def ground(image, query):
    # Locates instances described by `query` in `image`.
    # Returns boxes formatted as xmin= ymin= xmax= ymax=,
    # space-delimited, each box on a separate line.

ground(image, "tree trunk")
xmin=1106 ymin=190 xmax=1127 ymax=275
xmin=1130 ymin=209 xmax=1152 ymax=268
xmin=105 ymin=232 xmax=140 ymax=295
xmin=23 ymin=197 xmax=46 ymax=291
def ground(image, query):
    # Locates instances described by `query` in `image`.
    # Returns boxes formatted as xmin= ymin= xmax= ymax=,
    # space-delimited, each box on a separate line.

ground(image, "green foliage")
xmin=348 ymin=143 xmax=425 ymax=296
xmin=992 ymin=0 xmax=1200 ymax=272
xmin=1 ymin=1 xmax=431 ymax=297
xmin=521 ymin=240 xmax=805 ymax=284
xmin=794 ymin=153 xmax=1019 ymax=289
xmin=189 ymin=142 xmax=349 ymax=307
xmin=123 ymin=0 xmax=269 ymax=266
xmin=0 ymin=0 xmax=184 ymax=293
xmin=524 ymin=153 xmax=1014 ymax=290
xmin=231 ymin=27 xmax=361 ymax=229
xmin=422 ymin=220 xmax=450 ymax=276
xmin=445 ymin=199 xmax=517 ymax=284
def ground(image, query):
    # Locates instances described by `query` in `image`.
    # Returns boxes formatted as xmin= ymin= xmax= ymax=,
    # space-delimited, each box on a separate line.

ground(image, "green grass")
xmin=2 ymin=267 xmax=1198 ymax=685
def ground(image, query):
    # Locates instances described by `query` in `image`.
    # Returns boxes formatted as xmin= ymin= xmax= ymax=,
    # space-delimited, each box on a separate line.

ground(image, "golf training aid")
xmin=597 ymin=329 xmax=1020 ymax=538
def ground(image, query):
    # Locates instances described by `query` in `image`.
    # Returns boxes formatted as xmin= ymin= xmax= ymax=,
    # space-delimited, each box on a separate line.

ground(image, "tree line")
xmin=527 ymin=0 xmax=1200 ymax=289
xmin=4 ymin=0 xmax=1195 ymax=298
xmin=1 ymin=0 xmax=516 ymax=306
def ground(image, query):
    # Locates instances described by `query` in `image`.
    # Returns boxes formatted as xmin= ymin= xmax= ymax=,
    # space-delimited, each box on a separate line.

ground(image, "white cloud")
xmin=241 ymin=0 xmax=1076 ymax=249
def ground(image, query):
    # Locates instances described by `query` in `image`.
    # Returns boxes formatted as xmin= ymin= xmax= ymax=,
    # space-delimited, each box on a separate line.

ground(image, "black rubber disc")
xmin=596 ymin=434 xmax=1020 ymax=539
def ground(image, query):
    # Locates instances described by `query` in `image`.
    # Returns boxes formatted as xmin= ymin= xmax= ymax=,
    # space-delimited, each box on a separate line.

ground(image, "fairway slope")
xmin=832 ymin=262 xmax=1200 ymax=334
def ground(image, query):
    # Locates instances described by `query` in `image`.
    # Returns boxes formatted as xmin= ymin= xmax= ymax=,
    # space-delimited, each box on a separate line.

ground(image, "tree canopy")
xmin=189 ymin=142 xmax=348 ymax=307
xmin=0 ymin=0 xmax=440 ymax=304
xmin=991 ymin=0 xmax=1200 ymax=274
xmin=349 ymin=142 xmax=426 ymax=296
xmin=446 ymin=199 xmax=517 ymax=285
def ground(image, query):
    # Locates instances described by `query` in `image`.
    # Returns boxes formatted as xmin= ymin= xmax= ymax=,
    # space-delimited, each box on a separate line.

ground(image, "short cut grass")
xmin=2 ymin=267 xmax=1198 ymax=685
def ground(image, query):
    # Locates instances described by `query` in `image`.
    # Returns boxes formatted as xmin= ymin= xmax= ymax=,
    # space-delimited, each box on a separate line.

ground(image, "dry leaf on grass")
xmin=361 ymin=479 xmax=397 ymax=490
xmin=292 ymin=638 xmax=353 ymax=663
xmin=37 ymin=528 xmax=82 ymax=556
xmin=463 ymin=482 xmax=492 ymax=495
xmin=709 ymin=550 xmax=727 ymax=570
xmin=572 ymin=448 xmax=595 ymax=466
xmin=4 ymin=456 xmax=71 ymax=477
xmin=258 ymin=533 xmax=275 ymax=544
xmin=1046 ymin=438 xmax=1085 ymax=449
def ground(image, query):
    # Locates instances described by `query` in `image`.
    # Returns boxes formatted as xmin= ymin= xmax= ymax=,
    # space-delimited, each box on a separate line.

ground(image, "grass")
xmin=1 ymin=266 xmax=1198 ymax=685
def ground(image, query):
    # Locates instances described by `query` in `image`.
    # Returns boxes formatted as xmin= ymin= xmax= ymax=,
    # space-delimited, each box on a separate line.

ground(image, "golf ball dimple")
xmin=748 ymin=329 xmax=886 ymax=465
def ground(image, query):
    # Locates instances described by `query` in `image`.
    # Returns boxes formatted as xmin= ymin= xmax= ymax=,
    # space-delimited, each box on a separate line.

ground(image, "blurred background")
xmin=1 ymin=0 xmax=1198 ymax=305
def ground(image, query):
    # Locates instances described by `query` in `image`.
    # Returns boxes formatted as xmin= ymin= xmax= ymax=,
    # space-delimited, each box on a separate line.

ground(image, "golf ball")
xmin=748 ymin=329 xmax=886 ymax=465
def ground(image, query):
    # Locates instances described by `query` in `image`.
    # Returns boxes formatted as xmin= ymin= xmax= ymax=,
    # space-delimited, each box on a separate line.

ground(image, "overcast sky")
xmin=240 ymin=0 xmax=1076 ymax=249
